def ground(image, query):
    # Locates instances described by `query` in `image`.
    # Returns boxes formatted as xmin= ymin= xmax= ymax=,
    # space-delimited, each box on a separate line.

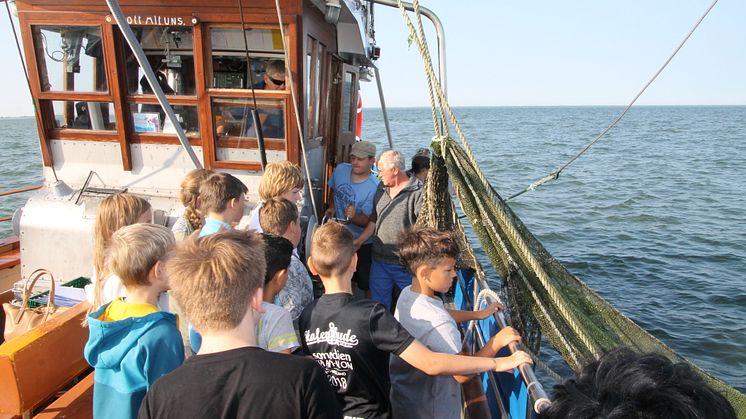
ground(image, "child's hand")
xmin=345 ymin=204 xmax=356 ymax=220
xmin=493 ymin=350 xmax=533 ymax=372
xmin=492 ymin=326 xmax=521 ymax=350
xmin=476 ymin=302 xmax=503 ymax=320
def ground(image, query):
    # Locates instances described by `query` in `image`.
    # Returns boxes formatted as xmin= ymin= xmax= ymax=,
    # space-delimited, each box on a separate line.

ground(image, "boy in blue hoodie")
xmin=85 ymin=223 xmax=184 ymax=419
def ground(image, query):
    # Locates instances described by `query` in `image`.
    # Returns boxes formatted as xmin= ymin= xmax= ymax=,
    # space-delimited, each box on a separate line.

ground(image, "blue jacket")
xmin=84 ymin=303 xmax=184 ymax=419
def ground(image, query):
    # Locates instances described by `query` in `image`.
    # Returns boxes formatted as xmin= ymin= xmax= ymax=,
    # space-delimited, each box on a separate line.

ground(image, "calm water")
xmin=1 ymin=107 xmax=745 ymax=391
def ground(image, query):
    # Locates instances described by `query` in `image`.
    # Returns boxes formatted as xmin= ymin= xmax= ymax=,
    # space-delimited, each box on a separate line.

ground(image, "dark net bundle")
xmin=423 ymin=137 xmax=746 ymax=417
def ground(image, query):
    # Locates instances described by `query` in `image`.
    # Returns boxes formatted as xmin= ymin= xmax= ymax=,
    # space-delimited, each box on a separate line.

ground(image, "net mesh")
xmin=419 ymin=137 xmax=746 ymax=417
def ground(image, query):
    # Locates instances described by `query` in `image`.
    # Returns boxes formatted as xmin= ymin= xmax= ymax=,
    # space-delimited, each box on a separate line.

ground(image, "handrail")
xmin=480 ymin=290 xmax=552 ymax=414
xmin=0 ymin=185 xmax=42 ymax=197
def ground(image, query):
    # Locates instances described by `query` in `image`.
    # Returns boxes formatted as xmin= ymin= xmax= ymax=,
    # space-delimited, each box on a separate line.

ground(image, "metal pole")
xmin=494 ymin=308 xmax=552 ymax=413
xmin=372 ymin=65 xmax=393 ymax=149
xmin=367 ymin=0 xmax=447 ymax=99
xmin=104 ymin=0 xmax=202 ymax=169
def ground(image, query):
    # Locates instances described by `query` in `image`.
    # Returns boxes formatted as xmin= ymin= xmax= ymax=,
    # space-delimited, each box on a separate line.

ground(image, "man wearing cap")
xmin=326 ymin=141 xmax=379 ymax=298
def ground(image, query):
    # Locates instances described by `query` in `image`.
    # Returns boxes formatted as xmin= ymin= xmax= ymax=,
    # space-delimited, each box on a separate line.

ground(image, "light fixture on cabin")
xmin=325 ymin=0 xmax=342 ymax=24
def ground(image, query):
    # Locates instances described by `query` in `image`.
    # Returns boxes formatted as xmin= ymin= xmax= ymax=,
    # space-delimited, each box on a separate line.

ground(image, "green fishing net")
xmin=418 ymin=137 xmax=746 ymax=417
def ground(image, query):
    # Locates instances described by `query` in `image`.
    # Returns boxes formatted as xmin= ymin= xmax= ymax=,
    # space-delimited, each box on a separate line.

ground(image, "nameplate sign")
xmin=106 ymin=15 xmax=198 ymax=26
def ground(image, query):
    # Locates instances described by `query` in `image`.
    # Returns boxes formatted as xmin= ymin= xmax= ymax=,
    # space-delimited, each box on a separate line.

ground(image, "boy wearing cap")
xmin=325 ymin=140 xmax=379 ymax=298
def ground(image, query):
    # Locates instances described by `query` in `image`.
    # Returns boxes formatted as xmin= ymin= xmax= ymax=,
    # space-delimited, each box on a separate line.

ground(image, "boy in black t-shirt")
xmin=138 ymin=231 xmax=341 ymax=419
xmin=300 ymin=222 xmax=531 ymax=419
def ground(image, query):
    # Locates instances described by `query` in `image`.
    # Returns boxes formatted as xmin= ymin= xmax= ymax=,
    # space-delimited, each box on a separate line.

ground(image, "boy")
xmin=390 ymin=227 xmax=523 ymax=419
xmin=259 ymin=197 xmax=313 ymax=324
xmin=198 ymin=172 xmax=248 ymax=236
xmin=189 ymin=171 xmax=248 ymax=352
xmin=85 ymin=224 xmax=184 ymax=419
xmin=259 ymin=233 xmax=300 ymax=353
xmin=325 ymin=140 xmax=379 ymax=298
xmin=139 ymin=230 xmax=341 ymax=419
xmin=300 ymin=222 xmax=531 ymax=419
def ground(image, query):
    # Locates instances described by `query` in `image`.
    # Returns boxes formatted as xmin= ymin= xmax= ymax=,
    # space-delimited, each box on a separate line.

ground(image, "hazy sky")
xmin=1 ymin=0 xmax=743 ymax=117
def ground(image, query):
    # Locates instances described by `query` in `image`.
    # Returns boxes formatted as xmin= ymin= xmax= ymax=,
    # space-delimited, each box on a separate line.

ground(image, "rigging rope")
xmin=507 ymin=0 xmax=721 ymax=201
xmin=4 ymin=1 xmax=35 ymax=111
xmin=272 ymin=0 xmax=320 ymax=223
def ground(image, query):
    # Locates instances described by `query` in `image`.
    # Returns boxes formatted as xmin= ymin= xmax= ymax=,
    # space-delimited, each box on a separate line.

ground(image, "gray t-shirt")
xmin=389 ymin=286 xmax=461 ymax=419
xmin=257 ymin=302 xmax=300 ymax=353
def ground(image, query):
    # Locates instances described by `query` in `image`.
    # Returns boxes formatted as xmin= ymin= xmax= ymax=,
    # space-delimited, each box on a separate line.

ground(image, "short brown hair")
xmin=166 ymin=230 xmax=265 ymax=333
xmin=259 ymin=197 xmax=298 ymax=236
xmin=398 ymin=227 xmax=460 ymax=274
xmin=311 ymin=221 xmax=354 ymax=278
xmin=258 ymin=161 xmax=303 ymax=202
xmin=199 ymin=172 xmax=248 ymax=214
xmin=106 ymin=224 xmax=175 ymax=288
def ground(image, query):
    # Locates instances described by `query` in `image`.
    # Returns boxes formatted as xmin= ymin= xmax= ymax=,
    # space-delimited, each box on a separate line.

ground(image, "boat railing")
xmin=454 ymin=268 xmax=551 ymax=418
xmin=0 ymin=185 xmax=42 ymax=223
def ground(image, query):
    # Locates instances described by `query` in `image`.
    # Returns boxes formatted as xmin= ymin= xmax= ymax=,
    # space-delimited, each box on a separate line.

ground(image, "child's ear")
xmin=350 ymin=252 xmax=358 ymax=273
xmin=415 ymin=264 xmax=431 ymax=280
xmin=149 ymin=260 xmax=164 ymax=284
xmin=273 ymin=269 xmax=289 ymax=289
xmin=307 ymin=256 xmax=320 ymax=276
xmin=250 ymin=287 xmax=263 ymax=313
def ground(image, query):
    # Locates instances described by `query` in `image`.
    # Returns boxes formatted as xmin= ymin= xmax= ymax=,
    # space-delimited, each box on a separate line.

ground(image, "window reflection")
xmin=48 ymin=101 xmax=116 ymax=130
xmin=129 ymin=104 xmax=199 ymax=135
xmin=122 ymin=27 xmax=196 ymax=96
xmin=213 ymin=97 xmax=285 ymax=140
xmin=33 ymin=26 xmax=107 ymax=92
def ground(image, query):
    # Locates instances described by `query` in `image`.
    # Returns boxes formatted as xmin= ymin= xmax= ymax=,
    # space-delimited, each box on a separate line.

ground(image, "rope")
xmin=446 ymin=143 xmax=591 ymax=366
xmin=507 ymin=0 xmax=720 ymax=201
xmin=272 ymin=0 xmax=319 ymax=223
xmin=5 ymin=1 xmax=35 ymax=111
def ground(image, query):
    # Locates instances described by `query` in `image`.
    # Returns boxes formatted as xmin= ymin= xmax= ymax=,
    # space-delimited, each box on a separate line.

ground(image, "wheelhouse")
xmin=11 ymin=0 xmax=374 ymax=280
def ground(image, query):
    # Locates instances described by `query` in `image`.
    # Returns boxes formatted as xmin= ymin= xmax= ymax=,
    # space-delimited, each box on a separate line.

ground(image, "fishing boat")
xmin=0 ymin=0 xmax=744 ymax=418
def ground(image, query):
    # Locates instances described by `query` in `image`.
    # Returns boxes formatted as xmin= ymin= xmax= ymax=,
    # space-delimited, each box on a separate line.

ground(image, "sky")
xmin=0 ymin=0 xmax=744 ymax=117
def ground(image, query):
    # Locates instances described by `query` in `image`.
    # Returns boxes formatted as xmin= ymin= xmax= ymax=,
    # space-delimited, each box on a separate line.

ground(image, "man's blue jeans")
xmin=370 ymin=260 xmax=413 ymax=311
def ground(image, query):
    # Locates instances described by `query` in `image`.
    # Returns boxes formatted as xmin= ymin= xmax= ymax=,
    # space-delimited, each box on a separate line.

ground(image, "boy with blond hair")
xmin=85 ymin=224 xmax=183 ymax=419
xmin=391 ymin=227 xmax=524 ymax=419
xmin=259 ymin=197 xmax=313 ymax=324
xmin=300 ymin=222 xmax=532 ymax=418
xmin=247 ymin=160 xmax=304 ymax=232
xmin=139 ymin=231 xmax=340 ymax=419
xmin=198 ymin=172 xmax=248 ymax=236
xmin=258 ymin=233 xmax=300 ymax=354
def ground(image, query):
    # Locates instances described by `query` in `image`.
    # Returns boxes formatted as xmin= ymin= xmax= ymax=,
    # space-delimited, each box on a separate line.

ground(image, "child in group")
xmin=86 ymin=192 xmax=152 ymax=311
xmin=247 ymin=160 xmax=304 ymax=232
xmin=139 ymin=230 xmax=341 ymax=419
xmin=390 ymin=227 xmax=524 ymax=419
xmin=188 ymin=171 xmax=249 ymax=352
xmin=198 ymin=172 xmax=248 ymax=236
xmin=299 ymin=222 xmax=532 ymax=419
xmin=258 ymin=233 xmax=300 ymax=354
xmin=259 ymin=197 xmax=313 ymax=324
xmin=84 ymin=224 xmax=183 ymax=419
xmin=171 ymin=168 xmax=213 ymax=241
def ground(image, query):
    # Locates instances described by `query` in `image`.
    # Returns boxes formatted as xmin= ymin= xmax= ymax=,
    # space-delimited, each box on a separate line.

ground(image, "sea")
xmin=1 ymin=106 xmax=745 ymax=392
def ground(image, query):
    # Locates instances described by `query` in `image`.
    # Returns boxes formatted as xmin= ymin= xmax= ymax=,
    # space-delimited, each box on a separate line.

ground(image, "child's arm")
xmin=447 ymin=302 xmax=503 ymax=323
xmin=398 ymin=338 xmax=531 ymax=377
xmin=452 ymin=326 xmax=523 ymax=383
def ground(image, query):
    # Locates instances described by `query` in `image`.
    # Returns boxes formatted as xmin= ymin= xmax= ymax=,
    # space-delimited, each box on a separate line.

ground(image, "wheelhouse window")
xmin=47 ymin=100 xmax=116 ymax=131
xmin=209 ymin=27 xmax=286 ymax=90
xmin=128 ymin=104 xmax=199 ymax=135
xmin=341 ymin=70 xmax=354 ymax=132
xmin=212 ymin=97 xmax=286 ymax=162
xmin=122 ymin=27 xmax=196 ymax=96
xmin=32 ymin=26 xmax=108 ymax=92
xmin=207 ymin=24 xmax=291 ymax=166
